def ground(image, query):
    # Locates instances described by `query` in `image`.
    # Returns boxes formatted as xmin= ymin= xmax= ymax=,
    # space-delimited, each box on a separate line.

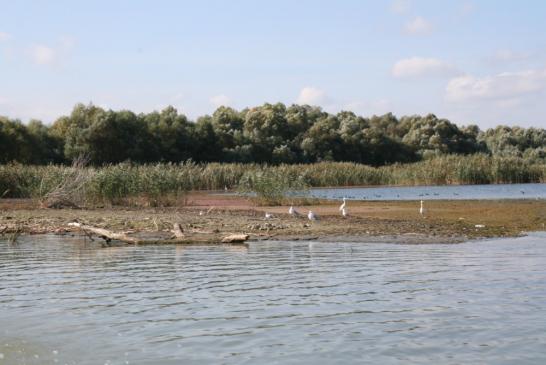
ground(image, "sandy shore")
xmin=1 ymin=193 xmax=545 ymax=244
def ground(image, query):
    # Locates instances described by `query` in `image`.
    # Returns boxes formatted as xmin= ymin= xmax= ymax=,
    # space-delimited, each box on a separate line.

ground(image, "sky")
xmin=1 ymin=0 xmax=546 ymax=129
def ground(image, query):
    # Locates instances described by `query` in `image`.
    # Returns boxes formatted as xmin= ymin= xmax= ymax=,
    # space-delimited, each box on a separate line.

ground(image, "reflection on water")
xmin=307 ymin=183 xmax=546 ymax=201
xmin=1 ymin=233 xmax=546 ymax=364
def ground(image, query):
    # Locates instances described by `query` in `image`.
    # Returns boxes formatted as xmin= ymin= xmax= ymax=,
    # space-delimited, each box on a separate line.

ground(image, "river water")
xmin=307 ymin=183 xmax=546 ymax=201
xmin=1 ymin=233 xmax=546 ymax=364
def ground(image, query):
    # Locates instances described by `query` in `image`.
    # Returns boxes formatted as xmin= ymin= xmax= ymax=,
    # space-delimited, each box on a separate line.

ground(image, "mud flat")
xmin=1 ymin=193 xmax=545 ymax=244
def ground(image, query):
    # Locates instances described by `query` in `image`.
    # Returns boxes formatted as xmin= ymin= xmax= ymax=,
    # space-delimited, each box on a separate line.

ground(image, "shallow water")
xmin=308 ymin=183 xmax=546 ymax=201
xmin=1 ymin=233 xmax=546 ymax=364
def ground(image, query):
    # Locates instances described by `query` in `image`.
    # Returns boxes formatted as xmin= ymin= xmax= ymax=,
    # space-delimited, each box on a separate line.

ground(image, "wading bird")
xmin=308 ymin=210 xmax=318 ymax=221
xmin=339 ymin=197 xmax=347 ymax=211
xmin=289 ymin=206 xmax=301 ymax=216
xmin=265 ymin=212 xmax=273 ymax=219
xmin=341 ymin=207 xmax=348 ymax=217
xmin=419 ymin=200 xmax=426 ymax=217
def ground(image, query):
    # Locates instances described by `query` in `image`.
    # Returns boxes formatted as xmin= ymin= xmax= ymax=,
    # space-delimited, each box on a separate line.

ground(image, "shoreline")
xmin=1 ymin=195 xmax=545 ymax=245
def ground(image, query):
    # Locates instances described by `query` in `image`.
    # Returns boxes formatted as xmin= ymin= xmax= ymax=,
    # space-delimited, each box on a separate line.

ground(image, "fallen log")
xmin=68 ymin=222 xmax=250 ymax=245
xmin=221 ymin=234 xmax=249 ymax=243
xmin=68 ymin=222 xmax=139 ymax=244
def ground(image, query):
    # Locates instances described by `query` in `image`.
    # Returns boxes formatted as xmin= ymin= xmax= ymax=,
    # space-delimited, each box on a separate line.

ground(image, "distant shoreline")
xmin=1 ymin=195 xmax=545 ymax=245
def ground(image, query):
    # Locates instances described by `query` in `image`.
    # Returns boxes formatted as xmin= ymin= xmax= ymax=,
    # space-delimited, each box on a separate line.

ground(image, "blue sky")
xmin=1 ymin=0 xmax=546 ymax=128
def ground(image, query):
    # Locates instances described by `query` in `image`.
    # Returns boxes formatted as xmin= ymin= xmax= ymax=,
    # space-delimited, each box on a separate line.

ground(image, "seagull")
xmin=308 ymin=210 xmax=318 ymax=221
xmin=341 ymin=207 xmax=348 ymax=217
xmin=265 ymin=212 xmax=273 ymax=219
xmin=339 ymin=197 xmax=347 ymax=211
xmin=289 ymin=206 xmax=301 ymax=216
xmin=419 ymin=200 xmax=426 ymax=217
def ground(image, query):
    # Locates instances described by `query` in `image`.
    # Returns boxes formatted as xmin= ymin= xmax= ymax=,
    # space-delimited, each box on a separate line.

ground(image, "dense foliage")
xmin=1 ymin=103 xmax=545 ymax=165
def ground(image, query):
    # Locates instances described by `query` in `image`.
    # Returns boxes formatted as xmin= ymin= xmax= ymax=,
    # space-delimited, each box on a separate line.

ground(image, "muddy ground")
xmin=1 ymin=193 xmax=545 ymax=244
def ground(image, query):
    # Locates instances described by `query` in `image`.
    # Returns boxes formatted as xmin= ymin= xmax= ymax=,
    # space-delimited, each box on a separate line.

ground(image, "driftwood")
xmin=221 ymin=234 xmax=249 ymax=243
xmin=68 ymin=222 xmax=249 ymax=245
xmin=68 ymin=222 xmax=139 ymax=244
xmin=172 ymin=223 xmax=185 ymax=238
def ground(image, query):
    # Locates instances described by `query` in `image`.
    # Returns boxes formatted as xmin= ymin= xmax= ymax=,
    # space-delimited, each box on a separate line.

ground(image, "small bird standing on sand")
xmin=308 ymin=210 xmax=318 ymax=221
xmin=341 ymin=207 xmax=348 ymax=217
xmin=419 ymin=200 xmax=426 ymax=217
xmin=289 ymin=206 xmax=301 ymax=216
xmin=339 ymin=197 xmax=347 ymax=211
xmin=265 ymin=212 xmax=273 ymax=219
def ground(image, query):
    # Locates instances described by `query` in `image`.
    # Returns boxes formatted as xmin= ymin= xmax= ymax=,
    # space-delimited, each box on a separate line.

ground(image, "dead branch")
xmin=68 ymin=222 xmax=249 ymax=245
xmin=172 ymin=223 xmax=185 ymax=238
xmin=42 ymin=156 xmax=90 ymax=209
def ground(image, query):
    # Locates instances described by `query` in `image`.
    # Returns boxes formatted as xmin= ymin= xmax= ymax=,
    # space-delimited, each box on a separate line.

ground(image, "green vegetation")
xmin=0 ymin=155 xmax=543 ymax=206
xmin=2 ymin=103 xmax=544 ymax=206
xmin=237 ymin=169 xmax=309 ymax=205
xmin=1 ymin=103 xmax=545 ymax=165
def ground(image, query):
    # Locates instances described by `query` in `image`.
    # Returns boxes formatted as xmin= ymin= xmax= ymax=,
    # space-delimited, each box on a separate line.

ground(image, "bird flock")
xmin=261 ymin=197 xmax=428 ymax=221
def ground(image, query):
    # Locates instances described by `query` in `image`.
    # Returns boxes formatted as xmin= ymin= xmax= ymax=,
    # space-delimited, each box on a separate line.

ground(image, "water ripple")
xmin=1 ymin=233 xmax=546 ymax=364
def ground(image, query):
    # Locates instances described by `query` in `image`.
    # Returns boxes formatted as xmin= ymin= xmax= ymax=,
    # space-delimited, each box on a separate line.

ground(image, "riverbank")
xmin=1 ymin=193 xmax=545 ymax=244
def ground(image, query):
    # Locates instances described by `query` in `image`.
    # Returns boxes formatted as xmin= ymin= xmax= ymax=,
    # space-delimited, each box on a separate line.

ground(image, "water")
xmin=1 ymin=233 xmax=546 ymax=365
xmin=307 ymin=183 xmax=546 ymax=201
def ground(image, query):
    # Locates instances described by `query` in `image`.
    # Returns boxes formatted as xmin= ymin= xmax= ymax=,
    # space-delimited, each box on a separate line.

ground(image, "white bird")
xmin=288 ymin=206 xmax=301 ymax=216
xmin=341 ymin=207 xmax=348 ymax=217
xmin=308 ymin=210 xmax=318 ymax=221
xmin=199 ymin=210 xmax=205 ymax=216
xmin=265 ymin=212 xmax=273 ymax=219
xmin=339 ymin=197 xmax=347 ymax=211
xmin=419 ymin=200 xmax=426 ymax=216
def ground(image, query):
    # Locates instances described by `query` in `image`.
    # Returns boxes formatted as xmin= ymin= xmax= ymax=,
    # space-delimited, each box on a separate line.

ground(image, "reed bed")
xmin=0 ymin=155 xmax=544 ymax=206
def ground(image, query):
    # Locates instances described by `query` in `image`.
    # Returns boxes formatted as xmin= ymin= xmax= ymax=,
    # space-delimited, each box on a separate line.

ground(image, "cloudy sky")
xmin=1 ymin=0 xmax=546 ymax=128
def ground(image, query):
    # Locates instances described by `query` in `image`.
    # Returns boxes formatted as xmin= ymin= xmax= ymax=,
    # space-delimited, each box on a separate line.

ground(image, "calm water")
xmin=307 ymin=183 xmax=546 ymax=201
xmin=1 ymin=233 xmax=546 ymax=364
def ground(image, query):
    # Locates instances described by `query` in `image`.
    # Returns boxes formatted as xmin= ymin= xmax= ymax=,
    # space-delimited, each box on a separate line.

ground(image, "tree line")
xmin=1 ymin=103 xmax=545 ymax=165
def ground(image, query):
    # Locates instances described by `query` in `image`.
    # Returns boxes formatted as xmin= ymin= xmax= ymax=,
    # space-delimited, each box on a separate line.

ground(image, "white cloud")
xmin=210 ymin=94 xmax=232 ymax=108
xmin=27 ymin=36 xmax=76 ymax=66
xmin=405 ymin=16 xmax=432 ymax=35
xmin=492 ymin=49 xmax=530 ymax=63
xmin=296 ymin=87 xmax=330 ymax=105
xmin=392 ymin=57 xmax=457 ymax=78
xmin=59 ymin=35 xmax=76 ymax=49
xmin=29 ymin=44 xmax=56 ymax=65
xmin=446 ymin=69 xmax=546 ymax=102
xmin=460 ymin=1 xmax=475 ymax=15
xmin=0 ymin=32 xmax=11 ymax=42
xmin=391 ymin=0 xmax=410 ymax=14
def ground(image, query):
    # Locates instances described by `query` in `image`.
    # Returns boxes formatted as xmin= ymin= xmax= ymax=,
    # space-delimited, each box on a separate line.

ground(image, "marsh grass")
xmin=237 ymin=168 xmax=310 ymax=206
xmin=0 ymin=154 xmax=543 ymax=206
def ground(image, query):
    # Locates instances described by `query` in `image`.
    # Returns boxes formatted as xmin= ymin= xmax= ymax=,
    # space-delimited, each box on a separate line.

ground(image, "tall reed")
xmin=0 ymin=154 xmax=543 ymax=206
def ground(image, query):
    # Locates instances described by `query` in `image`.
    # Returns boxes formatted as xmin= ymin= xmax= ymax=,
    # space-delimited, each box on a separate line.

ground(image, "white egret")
xmin=339 ymin=197 xmax=347 ymax=211
xmin=308 ymin=210 xmax=318 ymax=221
xmin=419 ymin=200 xmax=426 ymax=216
xmin=341 ymin=207 xmax=348 ymax=217
xmin=289 ymin=206 xmax=301 ymax=216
